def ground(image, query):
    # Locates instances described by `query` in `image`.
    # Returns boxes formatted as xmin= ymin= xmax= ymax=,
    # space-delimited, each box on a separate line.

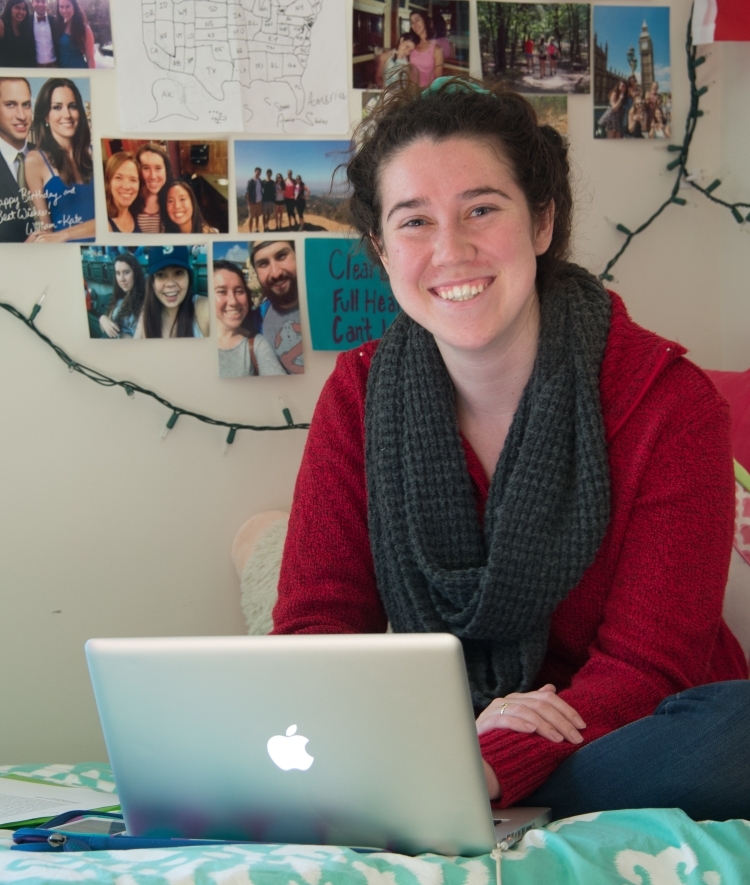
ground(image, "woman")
xmin=56 ymin=0 xmax=95 ymax=68
xmin=134 ymin=143 xmax=173 ymax=233
xmin=99 ymin=252 xmax=146 ymax=339
xmin=272 ymin=78 xmax=750 ymax=822
xmin=214 ymin=260 xmax=285 ymax=377
xmin=0 ymin=0 xmax=35 ymax=67
xmin=24 ymin=77 xmax=95 ymax=243
xmin=294 ymin=174 xmax=310 ymax=230
xmin=407 ymin=11 xmax=443 ymax=87
xmin=105 ymin=151 xmax=141 ymax=233
xmin=546 ymin=38 xmax=558 ymax=76
xmin=627 ymin=96 xmax=647 ymax=138
xmin=274 ymin=172 xmax=285 ymax=230
xmin=649 ymin=106 xmax=670 ymax=140
xmin=597 ymin=80 xmax=626 ymax=139
xmin=135 ymin=245 xmax=210 ymax=339
xmin=161 ymin=180 xmax=217 ymax=234
xmin=537 ymin=37 xmax=547 ymax=77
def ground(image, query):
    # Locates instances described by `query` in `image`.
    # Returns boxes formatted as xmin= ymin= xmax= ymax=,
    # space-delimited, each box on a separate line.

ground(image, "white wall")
xmin=1 ymin=0 xmax=748 ymax=762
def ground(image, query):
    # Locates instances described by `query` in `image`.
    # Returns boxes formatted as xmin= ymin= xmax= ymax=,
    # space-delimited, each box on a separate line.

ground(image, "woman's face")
xmin=376 ymin=136 xmax=552 ymax=356
xmin=109 ymin=160 xmax=139 ymax=211
xmin=214 ymin=268 xmax=249 ymax=330
xmin=11 ymin=2 xmax=27 ymax=24
xmin=138 ymin=151 xmax=167 ymax=195
xmin=152 ymin=266 xmax=189 ymax=311
xmin=115 ymin=261 xmax=135 ymax=294
xmin=654 ymin=108 xmax=664 ymax=123
xmin=58 ymin=0 xmax=74 ymax=22
xmin=410 ymin=12 xmax=426 ymax=37
xmin=166 ymin=184 xmax=194 ymax=232
xmin=276 ymin=174 xmax=283 ymax=184
xmin=46 ymin=86 xmax=79 ymax=141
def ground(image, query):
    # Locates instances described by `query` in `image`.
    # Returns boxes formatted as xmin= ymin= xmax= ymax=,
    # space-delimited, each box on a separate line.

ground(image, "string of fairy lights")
xmin=0 ymin=14 xmax=746 ymax=444
xmin=598 ymin=15 xmax=750 ymax=282
xmin=0 ymin=294 xmax=309 ymax=447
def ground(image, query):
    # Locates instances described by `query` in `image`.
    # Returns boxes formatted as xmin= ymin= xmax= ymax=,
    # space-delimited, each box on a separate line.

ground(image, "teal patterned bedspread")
xmin=1 ymin=764 xmax=749 ymax=884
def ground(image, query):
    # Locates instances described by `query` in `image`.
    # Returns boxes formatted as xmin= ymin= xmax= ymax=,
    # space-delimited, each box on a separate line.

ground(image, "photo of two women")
xmin=82 ymin=244 xmax=210 ymax=340
xmin=101 ymin=139 xmax=229 ymax=235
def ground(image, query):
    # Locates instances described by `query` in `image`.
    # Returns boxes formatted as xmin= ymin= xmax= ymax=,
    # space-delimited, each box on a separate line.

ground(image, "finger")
xmin=483 ymin=700 xmax=584 ymax=743
xmin=476 ymin=709 xmax=536 ymax=737
xmin=506 ymin=690 xmax=586 ymax=729
xmin=478 ymin=708 xmax=568 ymax=743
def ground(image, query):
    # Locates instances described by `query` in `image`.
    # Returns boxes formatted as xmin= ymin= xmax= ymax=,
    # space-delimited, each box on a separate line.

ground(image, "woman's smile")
xmin=431 ymin=277 xmax=494 ymax=302
xmin=153 ymin=267 xmax=189 ymax=310
xmin=166 ymin=186 xmax=193 ymax=229
xmin=111 ymin=162 xmax=139 ymax=209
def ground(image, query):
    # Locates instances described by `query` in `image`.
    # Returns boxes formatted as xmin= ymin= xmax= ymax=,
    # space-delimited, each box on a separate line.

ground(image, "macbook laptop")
xmin=85 ymin=633 xmax=549 ymax=856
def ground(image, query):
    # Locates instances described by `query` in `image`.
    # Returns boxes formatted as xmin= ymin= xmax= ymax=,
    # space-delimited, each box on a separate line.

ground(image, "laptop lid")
xmin=85 ymin=633 xmax=530 ymax=855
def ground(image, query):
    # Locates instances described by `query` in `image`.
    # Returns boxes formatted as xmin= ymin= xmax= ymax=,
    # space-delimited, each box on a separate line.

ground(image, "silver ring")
xmin=499 ymin=702 xmax=509 ymax=715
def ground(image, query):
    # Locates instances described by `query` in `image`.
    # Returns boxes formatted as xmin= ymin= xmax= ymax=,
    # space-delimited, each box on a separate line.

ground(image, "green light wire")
xmin=599 ymin=14 xmax=750 ymax=282
xmin=0 ymin=299 xmax=310 ymax=435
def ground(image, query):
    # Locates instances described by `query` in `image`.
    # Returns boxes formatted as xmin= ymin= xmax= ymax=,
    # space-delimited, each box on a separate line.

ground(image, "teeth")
xmin=436 ymin=281 xmax=487 ymax=302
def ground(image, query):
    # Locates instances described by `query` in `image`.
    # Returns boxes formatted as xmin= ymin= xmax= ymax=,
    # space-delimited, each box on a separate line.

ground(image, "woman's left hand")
xmin=476 ymin=684 xmax=586 ymax=744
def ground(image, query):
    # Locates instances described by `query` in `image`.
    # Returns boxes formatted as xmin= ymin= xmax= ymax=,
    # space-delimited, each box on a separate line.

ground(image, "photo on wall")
xmin=353 ymin=0 xmax=469 ymax=90
xmin=0 ymin=74 xmax=94 ymax=243
xmin=305 ymin=238 xmax=399 ymax=351
xmin=0 ymin=0 xmax=114 ymax=68
xmin=213 ymin=241 xmax=305 ymax=375
xmin=100 ymin=139 xmax=229 ymax=234
xmin=478 ymin=2 xmax=591 ymax=94
xmin=235 ymin=140 xmax=352 ymax=234
xmin=593 ymin=6 xmax=671 ymax=139
xmin=81 ymin=244 xmax=209 ymax=339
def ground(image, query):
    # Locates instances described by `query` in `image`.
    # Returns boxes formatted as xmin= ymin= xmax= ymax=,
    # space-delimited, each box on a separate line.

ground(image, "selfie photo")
xmin=101 ymin=139 xmax=229 ymax=234
xmin=81 ymin=244 xmax=209 ymax=339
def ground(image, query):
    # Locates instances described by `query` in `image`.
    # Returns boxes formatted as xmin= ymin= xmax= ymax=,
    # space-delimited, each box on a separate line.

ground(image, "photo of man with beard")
xmin=250 ymin=239 xmax=304 ymax=374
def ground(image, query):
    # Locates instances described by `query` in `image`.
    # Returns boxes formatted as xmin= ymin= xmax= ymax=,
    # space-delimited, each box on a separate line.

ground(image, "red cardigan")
xmin=273 ymin=293 xmax=748 ymax=806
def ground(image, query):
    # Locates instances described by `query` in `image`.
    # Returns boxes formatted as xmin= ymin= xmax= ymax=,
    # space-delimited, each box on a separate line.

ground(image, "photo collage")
xmin=0 ymin=1 xmax=673 ymax=376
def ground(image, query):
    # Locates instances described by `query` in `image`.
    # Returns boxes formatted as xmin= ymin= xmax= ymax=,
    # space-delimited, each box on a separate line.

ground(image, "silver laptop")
xmin=85 ymin=634 xmax=549 ymax=856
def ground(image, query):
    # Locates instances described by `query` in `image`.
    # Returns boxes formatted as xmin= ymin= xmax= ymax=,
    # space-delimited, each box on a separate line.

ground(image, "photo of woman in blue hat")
xmin=134 ymin=245 xmax=210 ymax=338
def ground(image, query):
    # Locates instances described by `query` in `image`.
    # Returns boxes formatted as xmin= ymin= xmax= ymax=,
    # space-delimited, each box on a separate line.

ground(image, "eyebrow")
xmin=385 ymin=187 xmax=512 ymax=222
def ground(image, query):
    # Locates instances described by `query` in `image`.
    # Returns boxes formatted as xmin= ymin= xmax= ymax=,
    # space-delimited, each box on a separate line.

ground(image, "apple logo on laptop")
xmin=267 ymin=724 xmax=314 ymax=771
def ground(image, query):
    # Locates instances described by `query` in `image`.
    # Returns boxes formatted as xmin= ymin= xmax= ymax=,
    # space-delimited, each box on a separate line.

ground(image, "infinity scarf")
xmin=365 ymin=264 xmax=612 ymax=709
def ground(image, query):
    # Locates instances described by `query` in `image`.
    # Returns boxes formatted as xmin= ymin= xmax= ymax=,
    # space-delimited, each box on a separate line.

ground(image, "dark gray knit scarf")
xmin=365 ymin=264 xmax=612 ymax=709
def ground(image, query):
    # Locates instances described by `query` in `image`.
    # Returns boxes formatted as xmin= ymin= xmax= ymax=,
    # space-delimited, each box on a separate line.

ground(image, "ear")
xmin=370 ymin=233 xmax=389 ymax=271
xmin=534 ymin=200 xmax=555 ymax=257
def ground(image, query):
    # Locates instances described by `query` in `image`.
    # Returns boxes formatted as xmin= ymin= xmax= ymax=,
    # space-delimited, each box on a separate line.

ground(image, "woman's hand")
xmin=99 ymin=315 xmax=120 ymax=338
xmin=476 ymin=684 xmax=586 ymax=744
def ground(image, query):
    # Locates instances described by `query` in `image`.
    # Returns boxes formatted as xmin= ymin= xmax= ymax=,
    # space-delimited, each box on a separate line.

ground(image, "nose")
xmin=431 ymin=217 xmax=476 ymax=268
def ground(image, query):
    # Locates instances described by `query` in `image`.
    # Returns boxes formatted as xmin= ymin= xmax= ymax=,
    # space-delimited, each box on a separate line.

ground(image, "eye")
xmin=401 ymin=217 xmax=426 ymax=228
xmin=469 ymin=205 xmax=497 ymax=218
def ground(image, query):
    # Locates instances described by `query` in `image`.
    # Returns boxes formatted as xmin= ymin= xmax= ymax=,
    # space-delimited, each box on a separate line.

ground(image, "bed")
xmin=1 ymin=763 xmax=749 ymax=885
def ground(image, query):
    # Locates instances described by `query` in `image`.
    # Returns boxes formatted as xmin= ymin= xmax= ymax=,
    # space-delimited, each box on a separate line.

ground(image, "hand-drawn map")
xmin=112 ymin=0 xmax=349 ymax=134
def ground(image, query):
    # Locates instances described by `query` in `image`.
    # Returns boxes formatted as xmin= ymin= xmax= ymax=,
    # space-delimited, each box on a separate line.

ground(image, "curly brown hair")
xmin=346 ymin=77 xmax=572 ymax=290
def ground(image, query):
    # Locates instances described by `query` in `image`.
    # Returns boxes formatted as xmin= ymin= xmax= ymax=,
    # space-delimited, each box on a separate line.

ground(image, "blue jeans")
xmin=524 ymin=681 xmax=750 ymax=821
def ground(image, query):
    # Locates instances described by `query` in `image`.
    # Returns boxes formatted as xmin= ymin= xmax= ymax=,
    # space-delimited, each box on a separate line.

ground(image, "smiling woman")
xmin=134 ymin=245 xmax=210 ymax=339
xmin=272 ymin=77 xmax=750 ymax=823
xmin=161 ymin=180 xmax=217 ymax=234
xmin=23 ymin=77 xmax=95 ymax=243
xmin=105 ymin=151 xmax=141 ymax=233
